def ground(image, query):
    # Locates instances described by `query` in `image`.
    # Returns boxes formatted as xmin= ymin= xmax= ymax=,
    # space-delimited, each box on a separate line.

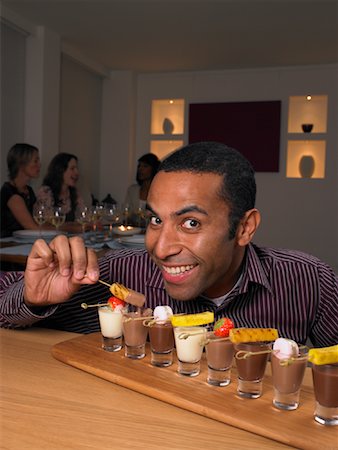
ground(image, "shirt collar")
xmin=238 ymin=243 xmax=273 ymax=294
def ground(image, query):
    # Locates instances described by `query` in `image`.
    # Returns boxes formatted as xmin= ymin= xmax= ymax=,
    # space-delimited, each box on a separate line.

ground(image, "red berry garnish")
xmin=213 ymin=317 xmax=234 ymax=337
xmin=107 ymin=296 xmax=126 ymax=310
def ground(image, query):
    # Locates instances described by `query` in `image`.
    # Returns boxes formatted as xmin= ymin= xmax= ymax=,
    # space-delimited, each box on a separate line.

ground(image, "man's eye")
xmin=182 ymin=219 xmax=199 ymax=229
xmin=149 ymin=216 xmax=162 ymax=226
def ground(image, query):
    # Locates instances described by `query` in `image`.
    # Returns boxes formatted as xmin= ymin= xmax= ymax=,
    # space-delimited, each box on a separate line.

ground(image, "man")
xmin=1 ymin=142 xmax=337 ymax=346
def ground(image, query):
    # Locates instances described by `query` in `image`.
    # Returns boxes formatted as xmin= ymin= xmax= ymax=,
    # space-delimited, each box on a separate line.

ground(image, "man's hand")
xmin=23 ymin=235 xmax=99 ymax=307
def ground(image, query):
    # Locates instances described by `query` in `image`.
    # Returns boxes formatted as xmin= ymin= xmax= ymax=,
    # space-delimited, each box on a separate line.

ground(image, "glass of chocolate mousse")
xmin=312 ymin=363 xmax=338 ymax=426
xmin=122 ymin=308 xmax=152 ymax=359
xmin=271 ymin=345 xmax=309 ymax=410
xmin=234 ymin=342 xmax=271 ymax=398
xmin=205 ymin=334 xmax=234 ymax=386
xmin=148 ymin=320 xmax=175 ymax=367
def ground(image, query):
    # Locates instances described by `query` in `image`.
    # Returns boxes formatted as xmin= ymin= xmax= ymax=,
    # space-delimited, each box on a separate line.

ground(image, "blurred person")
xmin=0 ymin=143 xmax=41 ymax=237
xmin=124 ymin=153 xmax=160 ymax=223
xmin=36 ymin=153 xmax=85 ymax=222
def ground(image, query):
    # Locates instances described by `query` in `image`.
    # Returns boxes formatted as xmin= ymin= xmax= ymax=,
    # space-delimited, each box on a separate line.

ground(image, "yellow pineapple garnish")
xmin=308 ymin=344 xmax=338 ymax=365
xmin=171 ymin=311 xmax=214 ymax=327
xmin=110 ymin=283 xmax=129 ymax=300
xmin=229 ymin=327 xmax=278 ymax=343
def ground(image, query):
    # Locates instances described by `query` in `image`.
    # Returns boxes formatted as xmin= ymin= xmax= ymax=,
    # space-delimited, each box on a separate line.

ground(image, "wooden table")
xmin=1 ymin=328 xmax=299 ymax=450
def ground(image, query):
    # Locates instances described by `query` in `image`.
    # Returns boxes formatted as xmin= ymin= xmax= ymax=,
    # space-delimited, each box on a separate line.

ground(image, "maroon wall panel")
xmin=188 ymin=101 xmax=281 ymax=172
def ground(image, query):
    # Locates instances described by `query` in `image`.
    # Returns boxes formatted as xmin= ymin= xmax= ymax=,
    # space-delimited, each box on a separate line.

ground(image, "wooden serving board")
xmin=52 ymin=333 xmax=337 ymax=450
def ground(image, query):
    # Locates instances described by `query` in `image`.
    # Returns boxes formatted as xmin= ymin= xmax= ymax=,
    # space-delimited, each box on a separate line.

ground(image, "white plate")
xmin=119 ymin=235 xmax=145 ymax=248
xmin=13 ymin=229 xmax=61 ymax=241
xmin=111 ymin=226 xmax=142 ymax=236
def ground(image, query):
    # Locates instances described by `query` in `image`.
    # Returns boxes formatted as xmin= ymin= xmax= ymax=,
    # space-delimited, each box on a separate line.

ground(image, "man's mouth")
xmin=162 ymin=264 xmax=195 ymax=275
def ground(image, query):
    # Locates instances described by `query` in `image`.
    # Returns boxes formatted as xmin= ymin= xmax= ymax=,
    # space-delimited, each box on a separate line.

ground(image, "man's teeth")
xmin=163 ymin=265 xmax=194 ymax=275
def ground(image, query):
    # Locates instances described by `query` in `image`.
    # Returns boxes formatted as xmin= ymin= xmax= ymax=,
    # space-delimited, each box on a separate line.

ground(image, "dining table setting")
xmin=0 ymin=224 xmax=145 ymax=270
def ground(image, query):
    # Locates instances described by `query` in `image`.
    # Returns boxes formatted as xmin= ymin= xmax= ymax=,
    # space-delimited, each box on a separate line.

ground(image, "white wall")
xmin=0 ymin=22 xmax=26 ymax=184
xmin=24 ymin=26 xmax=61 ymax=191
xmin=99 ymin=70 xmax=137 ymax=206
xmin=60 ymin=55 xmax=103 ymax=205
xmin=135 ymin=66 xmax=338 ymax=271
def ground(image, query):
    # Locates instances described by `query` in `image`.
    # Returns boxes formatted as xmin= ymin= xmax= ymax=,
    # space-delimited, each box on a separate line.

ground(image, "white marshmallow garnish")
xmin=273 ymin=337 xmax=299 ymax=359
xmin=153 ymin=305 xmax=173 ymax=323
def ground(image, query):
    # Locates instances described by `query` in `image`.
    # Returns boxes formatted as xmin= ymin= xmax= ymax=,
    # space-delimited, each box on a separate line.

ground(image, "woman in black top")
xmin=0 ymin=143 xmax=41 ymax=237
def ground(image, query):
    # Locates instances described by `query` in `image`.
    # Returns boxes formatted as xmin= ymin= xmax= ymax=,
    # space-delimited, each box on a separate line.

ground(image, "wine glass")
xmin=75 ymin=206 xmax=91 ymax=237
xmin=103 ymin=203 xmax=120 ymax=237
xmin=122 ymin=203 xmax=130 ymax=226
xmin=33 ymin=203 xmax=46 ymax=237
xmin=50 ymin=206 xmax=66 ymax=232
xmin=136 ymin=206 xmax=147 ymax=229
xmin=88 ymin=205 xmax=104 ymax=242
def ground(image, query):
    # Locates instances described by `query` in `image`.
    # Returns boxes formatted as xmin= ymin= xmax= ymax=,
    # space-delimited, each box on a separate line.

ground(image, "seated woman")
xmin=0 ymin=143 xmax=41 ymax=237
xmin=36 ymin=153 xmax=85 ymax=229
xmin=124 ymin=153 xmax=160 ymax=225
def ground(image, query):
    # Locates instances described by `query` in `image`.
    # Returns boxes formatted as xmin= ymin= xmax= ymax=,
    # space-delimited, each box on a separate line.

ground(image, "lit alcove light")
xmin=288 ymin=95 xmax=328 ymax=133
xmin=150 ymin=140 xmax=184 ymax=160
xmin=286 ymin=141 xmax=326 ymax=179
xmin=151 ymin=99 xmax=185 ymax=135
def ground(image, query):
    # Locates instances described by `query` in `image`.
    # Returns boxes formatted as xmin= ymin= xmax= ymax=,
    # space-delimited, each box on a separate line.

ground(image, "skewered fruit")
xmin=170 ymin=311 xmax=214 ymax=327
xmin=213 ymin=317 xmax=234 ymax=337
xmin=107 ymin=296 xmax=126 ymax=311
xmin=110 ymin=283 xmax=129 ymax=300
xmin=308 ymin=344 xmax=338 ymax=365
xmin=229 ymin=327 xmax=278 ymax=343
xmin=110 ymin=283 xmax=145 ymax=307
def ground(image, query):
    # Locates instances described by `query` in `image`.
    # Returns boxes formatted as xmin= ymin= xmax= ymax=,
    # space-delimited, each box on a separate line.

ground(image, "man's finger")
xmin=49 ymin=234 xmax=73 ymax=277
xmin=27 ymin=238 xmax=56 ymax=267
xmin=68 ymin=235 xmax=91 ymax=280
xmin=84 ymin=248 xmax=99 ymax=282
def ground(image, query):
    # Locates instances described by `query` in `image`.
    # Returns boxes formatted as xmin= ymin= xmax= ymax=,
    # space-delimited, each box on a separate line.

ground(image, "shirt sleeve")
xmin=0 ymin=271 xmax=58 ymax=329
xmin=309 ymin=261 xmax=338 ymax=347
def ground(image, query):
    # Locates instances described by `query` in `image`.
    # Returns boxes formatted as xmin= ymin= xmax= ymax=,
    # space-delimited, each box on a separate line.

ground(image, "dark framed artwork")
xmin=188 ymin=101 xmax=281 ymax=172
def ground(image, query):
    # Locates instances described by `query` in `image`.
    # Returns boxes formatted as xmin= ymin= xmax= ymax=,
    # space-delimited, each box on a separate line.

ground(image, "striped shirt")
xmin=0 ymin=244 xmax=337 ymax=347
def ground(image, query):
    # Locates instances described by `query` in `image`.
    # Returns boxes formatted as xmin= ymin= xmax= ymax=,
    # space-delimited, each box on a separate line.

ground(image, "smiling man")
xmin=1 ymin=142 xmax=337 ymax=347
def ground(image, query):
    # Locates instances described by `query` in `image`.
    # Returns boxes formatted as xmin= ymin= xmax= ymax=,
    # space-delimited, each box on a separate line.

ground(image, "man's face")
xmin=146 ymin=171 xmax=245 ymax=301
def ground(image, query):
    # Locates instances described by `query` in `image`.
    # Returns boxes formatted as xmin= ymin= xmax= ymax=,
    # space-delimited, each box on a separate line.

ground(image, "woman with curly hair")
xmin=36 ymin=153 xmax=85 ymax=222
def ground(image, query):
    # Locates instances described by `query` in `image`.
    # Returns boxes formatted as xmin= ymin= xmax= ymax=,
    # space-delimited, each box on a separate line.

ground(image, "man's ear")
xmin=236 ymin=209 xmax=261 ymax=246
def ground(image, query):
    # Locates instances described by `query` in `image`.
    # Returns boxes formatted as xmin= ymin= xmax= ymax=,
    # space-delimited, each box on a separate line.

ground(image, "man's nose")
xmin=152 ymin=225 xmax=181 ymax=260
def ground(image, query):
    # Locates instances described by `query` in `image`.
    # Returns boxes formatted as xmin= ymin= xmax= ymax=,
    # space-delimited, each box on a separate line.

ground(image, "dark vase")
xmin=299 ymin=155 xmax=315 ymax=178
xmin=162 ymin=117 xmax=174 ymax=134
xmin=301 ymin=123 xmax=313 ymax=133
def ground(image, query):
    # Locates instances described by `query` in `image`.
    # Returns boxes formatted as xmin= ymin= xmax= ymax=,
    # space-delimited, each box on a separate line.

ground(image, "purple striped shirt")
xmin=0 ymin=244 xmax=337 ymax=347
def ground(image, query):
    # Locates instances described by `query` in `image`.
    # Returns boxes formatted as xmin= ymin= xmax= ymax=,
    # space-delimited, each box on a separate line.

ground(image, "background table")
xmin=1 ymin=328 xmax=298 ymax=450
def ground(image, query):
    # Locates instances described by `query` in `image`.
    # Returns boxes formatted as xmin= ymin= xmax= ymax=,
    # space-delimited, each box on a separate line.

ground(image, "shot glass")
xmin=122 ymin=308 xmax=152 ymax=359
xmin=98 ymin=306 xmax=124 ymax=352
xmin=148 ymin=320 xmax=175 ymax=367
xmin=234 ymin=342 xmax=271 ymax=398
xmin=174 ymin=326 xmax=206 ymax=377
xmin=205 ymin=334 xmax=234 ymax=386
xmin=271 ymin=345 xmax=309 ymax=410
xmin=312 ymin=363 xmax=338 ymax=426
